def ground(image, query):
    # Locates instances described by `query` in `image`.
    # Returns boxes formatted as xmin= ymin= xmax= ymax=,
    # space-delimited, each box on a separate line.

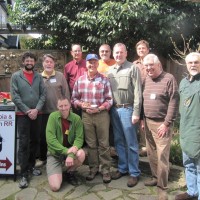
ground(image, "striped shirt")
xmin=71 ymin=72 xmax=113 ymax=110
xmin=143 ymin=71 xmax=179 ymax=126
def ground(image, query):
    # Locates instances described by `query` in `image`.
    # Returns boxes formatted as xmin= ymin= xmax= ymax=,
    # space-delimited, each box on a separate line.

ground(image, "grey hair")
xmin=113 ymin=43 xmax=127 ymax=52
xmin=185 ymin=52 xmax=200 ymax=63
xmin=143 ymin=53 xmax=161 ymax=64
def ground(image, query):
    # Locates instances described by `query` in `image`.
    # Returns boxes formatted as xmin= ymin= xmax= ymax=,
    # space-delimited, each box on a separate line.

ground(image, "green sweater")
xmin=46 ymin=111 xmax=84 ymax=158
xmin=179 ymin=74 xmax=200 ymax=159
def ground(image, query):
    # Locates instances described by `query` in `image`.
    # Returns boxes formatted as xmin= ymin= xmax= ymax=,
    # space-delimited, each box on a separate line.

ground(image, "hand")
xmin=27 ymin=109 xmax=38 ymax=120
xmin=81 ymin=102 xmax=91 ymax=110
xmin=65 ymin=156 xmax=74 ymax=167
xmin=140 ymin=120 xmax=145 ymax=131
xmin=157 ymin=123 xmax=169 ymax=138
xmin=85 ymin=108 xmax=99 ymax=114
xmin=132 ymin=115 xmax=139 ymax=124
xmin=67 ymin=146 xmax=78 ymax=155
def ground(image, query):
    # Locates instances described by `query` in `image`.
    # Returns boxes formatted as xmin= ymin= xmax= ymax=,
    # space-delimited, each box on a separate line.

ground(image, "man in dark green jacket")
xmin=175 ymin=52 xmax=200 ymax=200
xmin=46 ymin=98 xmax=85 ymax=192
xmin=11 ymin=52 xmax=46 ymax=189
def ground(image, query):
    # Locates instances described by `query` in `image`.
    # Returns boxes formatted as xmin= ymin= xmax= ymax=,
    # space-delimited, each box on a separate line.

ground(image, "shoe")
xmin=102 ymin=173 xmax=111 ymax=183
xmin=31 ymin=168 xmax=42 ymax=176
xmin=111 ymin=170 xmax=128 ymax=180
xmin=19 ymin=176 xmax=28 ymax=189
xmin=144 ymin=177 xmax=157 ymax=186
xmin=35 ymin=159 xmax=47 ymax=168
xmin=127 ymin=176 xmax=138 ymax=187
xmin=157 ymin=187 xmax=168 ymax=200
xmin=175 ymin=192 xmax=198 ymax=200
xmin=139 ymin=148 xmax=147 ymax=157
xmin=86 ymin=171 xmax=98 ymax=181
xmin=65 ymin=171 xmax=80 ymax=186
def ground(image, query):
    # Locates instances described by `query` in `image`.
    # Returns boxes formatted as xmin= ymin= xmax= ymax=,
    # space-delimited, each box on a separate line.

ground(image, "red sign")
xmin=0 ymin=157 xmax=12 ymax=171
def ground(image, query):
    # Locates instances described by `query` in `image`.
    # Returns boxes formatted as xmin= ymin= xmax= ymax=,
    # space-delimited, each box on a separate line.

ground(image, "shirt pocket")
xmin=117 ymin=75 xmax=130 ymax=90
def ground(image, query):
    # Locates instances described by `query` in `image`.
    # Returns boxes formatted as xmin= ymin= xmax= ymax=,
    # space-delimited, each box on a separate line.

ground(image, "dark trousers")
xmin=17 ymin=115 xmax=42 ymax=175
xmin=39 ymin=114 xmax=49 ymax=161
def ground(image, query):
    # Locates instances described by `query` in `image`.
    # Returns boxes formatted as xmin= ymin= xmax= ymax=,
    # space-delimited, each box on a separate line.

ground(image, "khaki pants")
xmin=145 ymin=118 xmax=172 ymax=189
xmin=82 ymin=110 xmax=111 ymax=174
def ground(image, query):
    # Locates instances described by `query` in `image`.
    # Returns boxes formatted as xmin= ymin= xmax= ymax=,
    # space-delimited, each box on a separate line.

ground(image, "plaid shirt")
xmin=71 ymin=72 xmax=113 ymax=110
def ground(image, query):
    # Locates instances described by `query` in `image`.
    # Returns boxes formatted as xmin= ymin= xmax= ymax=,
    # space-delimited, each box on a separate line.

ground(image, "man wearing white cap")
xmin=71 ymin=54 xmax=113 ymax=183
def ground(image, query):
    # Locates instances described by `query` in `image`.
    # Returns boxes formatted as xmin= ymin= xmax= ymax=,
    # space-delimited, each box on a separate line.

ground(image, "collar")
xmin=86 ymin=71 xmax=100 ymax=81
xmin=186 ymin=73 xmax=200 ymax=82
xmin=41 ymin=70 xmax=55 ymax=78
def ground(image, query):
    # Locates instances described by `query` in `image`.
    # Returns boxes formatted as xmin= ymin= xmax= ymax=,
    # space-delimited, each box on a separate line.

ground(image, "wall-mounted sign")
xmin=0 ymin=109 xmax=15 ymax=175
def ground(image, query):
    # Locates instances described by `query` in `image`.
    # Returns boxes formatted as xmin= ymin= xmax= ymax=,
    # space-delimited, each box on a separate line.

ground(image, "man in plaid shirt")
xmin=71 ymin=53 xmax=113 ymax=183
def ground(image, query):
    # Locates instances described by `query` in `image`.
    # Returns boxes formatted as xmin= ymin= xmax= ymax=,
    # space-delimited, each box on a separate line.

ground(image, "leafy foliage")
xmin=8 ymin=0 xmax=200 ymax=57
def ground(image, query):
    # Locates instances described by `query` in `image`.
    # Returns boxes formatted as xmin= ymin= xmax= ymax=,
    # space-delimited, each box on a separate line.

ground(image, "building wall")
xmin=0 ymin=49 xmax=71 ymax=92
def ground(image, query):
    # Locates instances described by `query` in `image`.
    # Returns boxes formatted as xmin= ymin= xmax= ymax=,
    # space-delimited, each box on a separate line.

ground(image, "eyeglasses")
xmin=144 ymin=63 xmax=155 ymax=67
xmin=72 ymin=50 xmax=82 ymax=53
xmin=100 ymin=50 xmax=110 ymax=53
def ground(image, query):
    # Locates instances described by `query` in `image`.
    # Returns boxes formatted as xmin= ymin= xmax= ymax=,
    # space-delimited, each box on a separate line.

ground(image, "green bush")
xmin=169 ymin=118 xmax=183 ymax=166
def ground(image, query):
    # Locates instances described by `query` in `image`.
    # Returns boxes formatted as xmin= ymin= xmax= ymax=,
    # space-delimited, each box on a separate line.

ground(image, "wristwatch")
xmin=98 ymin=107 xmax=101 ymax=113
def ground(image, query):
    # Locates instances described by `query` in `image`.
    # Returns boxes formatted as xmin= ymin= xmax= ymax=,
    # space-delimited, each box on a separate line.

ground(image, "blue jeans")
xmin=110 ymin=106 xmax=140 ymax=177
xmin=183 ymin=152 xmax=200 ymax=199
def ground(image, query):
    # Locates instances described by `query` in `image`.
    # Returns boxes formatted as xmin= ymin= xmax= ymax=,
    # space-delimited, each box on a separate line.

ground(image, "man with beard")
xmin=10 ymin=52 xmax=46 ymax=189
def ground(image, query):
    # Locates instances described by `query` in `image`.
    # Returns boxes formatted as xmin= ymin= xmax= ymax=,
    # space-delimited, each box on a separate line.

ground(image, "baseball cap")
xmin=86 ymin=54 xmax=99 ymax=61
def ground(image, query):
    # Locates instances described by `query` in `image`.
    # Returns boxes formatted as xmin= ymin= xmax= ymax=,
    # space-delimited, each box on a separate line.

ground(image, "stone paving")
xmin=0 ymin=158 xmax=187 ymax=200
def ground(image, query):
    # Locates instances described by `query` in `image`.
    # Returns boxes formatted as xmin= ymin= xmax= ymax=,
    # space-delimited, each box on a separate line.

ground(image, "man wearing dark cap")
xmin=71 ymin=54 xmax=113 ymax=183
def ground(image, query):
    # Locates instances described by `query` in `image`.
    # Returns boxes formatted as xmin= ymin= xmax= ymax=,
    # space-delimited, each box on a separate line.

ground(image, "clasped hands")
xmin=26 ymin=109 xmax=38 ymax=120
xmin=65 ymin=146 xmax=78 ymax=167
xmin=81 ymin=102 xmax=100 ymax=114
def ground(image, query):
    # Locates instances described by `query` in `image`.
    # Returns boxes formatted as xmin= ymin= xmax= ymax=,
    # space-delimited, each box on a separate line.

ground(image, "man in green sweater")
xmin=46 ymin=98 xmax=85 ymax=192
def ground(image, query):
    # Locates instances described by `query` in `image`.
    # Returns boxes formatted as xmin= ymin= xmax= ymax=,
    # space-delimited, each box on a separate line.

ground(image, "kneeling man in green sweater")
xmin=46 ymin=98 xmax=85 ymax=192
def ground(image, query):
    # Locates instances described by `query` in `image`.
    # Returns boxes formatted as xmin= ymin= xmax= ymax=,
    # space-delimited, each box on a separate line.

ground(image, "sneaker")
xmin=111 ymin=170 xmax=128 ymax=180
xmin=86 ymin=171 xmax=98 ymax=181
xmin=144 ymin=177 xmax=157 ymax=186
xmin=65 ymin=172 xmax=80 ymax=186
xmin=102 ymin=173 xmax=111 ymax=183
xmin=31 ymin=168 xmax=42 ymax=176
xmin=19 ymin=176 xmax=28 ymax=189
xmin=175 ymin=192 xmax=198 ymax=200
xmin=127 ymin=176 xmax=138 ymax=187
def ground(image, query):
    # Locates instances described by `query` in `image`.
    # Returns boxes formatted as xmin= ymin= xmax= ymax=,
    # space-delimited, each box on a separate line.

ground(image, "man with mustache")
xmin=10 ymin=52 xmax=46 ymax=189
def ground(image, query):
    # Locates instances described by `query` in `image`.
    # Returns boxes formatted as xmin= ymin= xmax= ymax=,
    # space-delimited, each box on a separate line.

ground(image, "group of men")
xmin=10 ymin=41 xmax=200 ymax=200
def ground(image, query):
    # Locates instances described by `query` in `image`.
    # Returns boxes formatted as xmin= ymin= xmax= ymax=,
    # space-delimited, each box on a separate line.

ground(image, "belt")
xmin=115 ymin=103 xmax=132 ymax=108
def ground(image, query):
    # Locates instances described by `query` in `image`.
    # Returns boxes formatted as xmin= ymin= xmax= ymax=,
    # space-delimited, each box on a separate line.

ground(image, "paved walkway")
xmin=0 ymin=158 xmax=186 ymax=200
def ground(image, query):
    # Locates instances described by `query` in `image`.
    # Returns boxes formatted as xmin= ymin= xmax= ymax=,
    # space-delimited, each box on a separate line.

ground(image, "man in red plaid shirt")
xmin=71 ymin=53 xmax=113 ymax=183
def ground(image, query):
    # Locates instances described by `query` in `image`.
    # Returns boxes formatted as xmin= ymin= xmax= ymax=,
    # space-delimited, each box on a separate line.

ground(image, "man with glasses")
xmin=98 ymin=44 xmax=116 ymax=76
xmin=142 ymin=54 xmax=179 ymax=200
xmin=175 ymin=52 xmax=200 ymax=200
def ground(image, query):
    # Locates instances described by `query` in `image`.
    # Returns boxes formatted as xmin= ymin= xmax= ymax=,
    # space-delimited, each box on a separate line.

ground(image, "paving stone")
xmin=0 ymin=182 xmax=20 ymax=200
xmin=115 ymin=197 xmax=132 ymax=200
xmin=44 ymin=182 xmax=74 ymax=200
xmin=90 ymin=184 xmax=106 ymax=192
xmin=75 ymin=193 xmax=101 ymax=200
xmin=65 ymin=185 xmax=90 ymax=199
xmin=35 ymin=191 xmax=53 ymax=200
xmin=131 ymin=187 xmax=152 ymax=195
xmin=137 ymin=195 xmax=158 ymax=200
xmin=98 ymin=189 xmax=123 ymax=200
xmin=15 ymin=188 xmax=37 ymax=200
